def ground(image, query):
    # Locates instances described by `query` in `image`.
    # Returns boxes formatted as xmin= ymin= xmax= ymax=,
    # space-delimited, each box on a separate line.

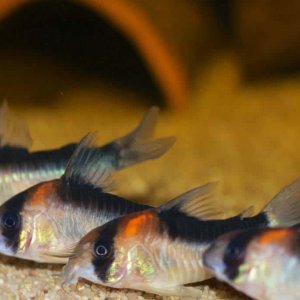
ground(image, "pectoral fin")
xmin=39 ymin=243 xmax=77 ymax=264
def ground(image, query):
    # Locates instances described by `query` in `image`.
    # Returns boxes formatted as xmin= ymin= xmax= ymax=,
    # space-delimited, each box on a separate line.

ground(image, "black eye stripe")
xmin=224 ymin=229 xmax=260 ymax=280
xmin=92 ymin=220 xmax=118 ymax=283
xmin=0 ymin=190 xmax=27 ymax=252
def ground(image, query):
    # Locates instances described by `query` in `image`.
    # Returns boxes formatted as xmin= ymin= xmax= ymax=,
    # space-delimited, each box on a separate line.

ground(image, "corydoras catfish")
xmin=0 ymin=103 xmax=174 ymax=201
xmin=204 ymin=226 xmax=300 ymax=300
xmin=62 ymin=178 xmax=300 ymax=298
xmin=0 ymin=128 xmax=174 ymax=264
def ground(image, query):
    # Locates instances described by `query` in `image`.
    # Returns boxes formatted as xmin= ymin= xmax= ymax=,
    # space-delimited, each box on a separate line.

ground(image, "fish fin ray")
xmin=113 ymin=106 xmax=175 ymax=168
xmin=0 ymin=101 xmax=32 ymax=149
xmin=63 ymin=132 xmax=114 ymax=192
xmin=39 ymin=243 xmax=77 ymax=263
xmin=239 ymin=206 xmax=254 ymax=219
xmin=159 ymin=182 xmax=221 ymax=220
xmin=263 ymin=177 xmax=300 ymax=227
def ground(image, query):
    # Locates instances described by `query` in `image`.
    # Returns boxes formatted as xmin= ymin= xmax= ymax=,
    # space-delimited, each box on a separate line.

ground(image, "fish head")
xmin=204 ymin=228 xmax=295 ymax=299
xmin=204 ymin=228 xmax=261 ymax=294
xmin=62 ymin=210 xmax=158 ymax=289
xmin=0 ymin=180 xmax=60 ymax=261
xmin=61 ymin=219 xmax=127 ymax=288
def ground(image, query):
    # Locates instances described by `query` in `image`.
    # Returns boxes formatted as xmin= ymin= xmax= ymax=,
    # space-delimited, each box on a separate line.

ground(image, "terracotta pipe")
xmin=79 ymin=0 xmax=188 ymax=110
xmin=0 ymin=0 xmax=189 ymax=109
xmin=0 ymin=0 xmax=28 ymax=19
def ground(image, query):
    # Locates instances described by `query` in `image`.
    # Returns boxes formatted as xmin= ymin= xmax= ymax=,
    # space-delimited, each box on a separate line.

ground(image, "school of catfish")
xmin=0 ymin=102 xmax=299 ymax=300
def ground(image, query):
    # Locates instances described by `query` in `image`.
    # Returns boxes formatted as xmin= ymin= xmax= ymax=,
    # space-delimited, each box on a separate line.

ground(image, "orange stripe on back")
xmin=28 ymin=181 xmax=56 ymax=206
xmin=259 ymin=229 xmax=293 ymax=245
xmin=123 ymin=211 xmax=155 ymax=238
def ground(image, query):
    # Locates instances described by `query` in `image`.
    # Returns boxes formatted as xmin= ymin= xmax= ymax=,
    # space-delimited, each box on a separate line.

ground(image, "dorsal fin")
xmin=239 ymin=206 xmax=254 ymax=219
xmin=62 ymin=132 xmax=114 ymax=192
xmin=159 ymin=183 xmax=221 ymax=220
xmin=0 ymin=101 xmax=32 ymax=149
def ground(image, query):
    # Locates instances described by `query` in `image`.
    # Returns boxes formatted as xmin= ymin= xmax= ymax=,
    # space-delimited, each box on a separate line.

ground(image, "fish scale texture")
xmin=0 ymin=55 xmax=298 ymax=299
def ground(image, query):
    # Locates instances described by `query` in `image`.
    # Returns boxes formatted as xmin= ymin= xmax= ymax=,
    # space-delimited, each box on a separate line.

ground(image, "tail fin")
xmin=263 ymin=177 xmax=300 ymax=227
xmin=0 ymin=101 xmax=32 ymax=149
xmin=112 ymin=107 xmax=176 ymax=168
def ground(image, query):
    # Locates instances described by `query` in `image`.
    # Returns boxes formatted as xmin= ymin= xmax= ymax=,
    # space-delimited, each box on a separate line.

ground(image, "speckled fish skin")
xmin=203 ymin=227 xmax=300 ymax=300
xmin=0 ymin=108 xmax=175 ymax=264
xmin=0 ymin=104 xmax=175 ymax=202
xmin=61 ymin=178 xmax=300 ymax=298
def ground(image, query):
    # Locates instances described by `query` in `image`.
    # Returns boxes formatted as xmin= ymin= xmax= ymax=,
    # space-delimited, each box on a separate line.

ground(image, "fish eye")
xmin=225 ymin=244 xmax=241 ymax=262
xmin=94 ymin=240 xmax=110 ymax=258
xmin=1 ymin=212 xmax=20 ymax=230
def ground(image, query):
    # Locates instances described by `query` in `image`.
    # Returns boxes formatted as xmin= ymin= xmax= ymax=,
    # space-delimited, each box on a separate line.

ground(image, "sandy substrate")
xmin=2 ymin=55 xmax=300 ymax=299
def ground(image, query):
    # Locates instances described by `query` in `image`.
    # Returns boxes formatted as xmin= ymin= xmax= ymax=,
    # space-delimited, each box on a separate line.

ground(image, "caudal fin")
xmin=0 ymin=101 xmax=32 ymax=149
xmin=112 ymin=107 xmax=176 ymax=168
xmin=263 ymin=177 xmax=300 ymax=227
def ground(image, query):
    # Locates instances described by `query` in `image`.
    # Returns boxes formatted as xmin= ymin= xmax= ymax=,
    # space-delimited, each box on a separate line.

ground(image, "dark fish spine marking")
xmin=56 ymin=181 xmax=150 ymax=220
xmin=158 ymin=209 xmax=269 ymax=244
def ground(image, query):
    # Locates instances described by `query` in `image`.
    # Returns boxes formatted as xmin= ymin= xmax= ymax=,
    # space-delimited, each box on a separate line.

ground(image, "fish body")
xmin=0 ymin=104 xmax=174 ymax=201
xmin=0 ymin=108 xmax=175 ymax=263
xmin=0 ymin=144 xmax=75 ymax=201
xmin=0 ymin=178 xmax=150 ymax=263
xmin=62 ymin=178 xmax=300 ymax=298
xmin=203 ymin=227 xmax=300 ymax=300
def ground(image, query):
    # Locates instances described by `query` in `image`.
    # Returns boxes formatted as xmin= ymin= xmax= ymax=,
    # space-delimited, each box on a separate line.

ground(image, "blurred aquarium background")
xmin=0 ymin=1 xmax=300 ymax=298
xmin=1 ymin=0 xmax=300 ymax=212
